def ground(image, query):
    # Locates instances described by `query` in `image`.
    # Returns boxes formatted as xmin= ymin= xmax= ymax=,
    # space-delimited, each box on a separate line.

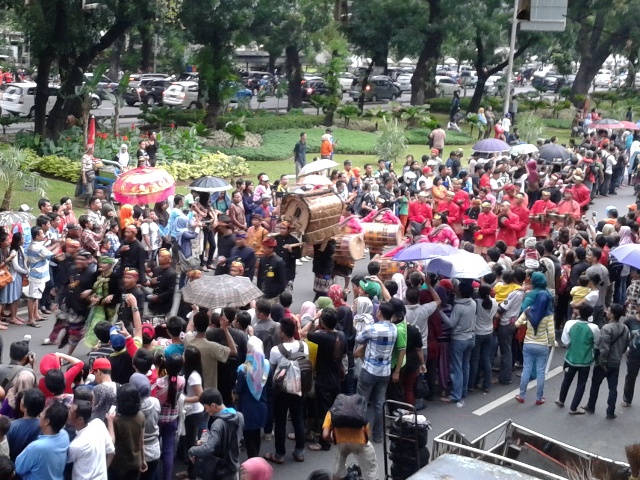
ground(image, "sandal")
xmin=8 ymin=318 xmax=25 ymax=325
xmin=26 ymin=322 xmax=41 ymax=328
xmin=0 ymin=325 xmax=7 ymax=330
xmin=308 ymin=443 xmax=323 ymax=451
xmin=264 ymin=452 xmax=284 ymax=465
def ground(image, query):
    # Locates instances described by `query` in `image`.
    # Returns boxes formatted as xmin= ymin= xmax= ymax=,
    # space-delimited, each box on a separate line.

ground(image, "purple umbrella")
xmin=472 ymin=138 xmax=510 ymax=153
xmin=392 ymin=243 xmax=459 ymax=262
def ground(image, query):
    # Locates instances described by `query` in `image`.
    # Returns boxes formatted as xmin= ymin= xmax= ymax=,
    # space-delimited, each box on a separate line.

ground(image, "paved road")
xmin=2 ymin=183 xmax=635 ymax=477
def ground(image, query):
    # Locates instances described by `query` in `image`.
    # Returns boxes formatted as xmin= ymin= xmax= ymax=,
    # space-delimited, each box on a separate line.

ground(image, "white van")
xmin=1 ymin=82 xmax=101 ymax=118
xmin=162 ymin=81 xmax=199 ymax=108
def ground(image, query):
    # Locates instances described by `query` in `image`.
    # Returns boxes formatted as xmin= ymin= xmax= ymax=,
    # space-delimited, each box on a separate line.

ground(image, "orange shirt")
xmin=320 ymin=139 xmax=333 ymax=157
xmin=323 ymin=412 xmax=370 ymax=444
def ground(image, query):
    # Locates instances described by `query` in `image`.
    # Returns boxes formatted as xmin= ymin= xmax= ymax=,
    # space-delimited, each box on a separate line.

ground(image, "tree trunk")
xmin=1 ymin=182 xmax=13 ymax=210
xmin=372 ymin=48 xmax=388 ymax=74
xmin=468 ymin=74 xmax=488 ymax=113
xmin=45 ymin=62 xmax=85 ymax=140
xmin=268 ymin=53 xmax=277 ymax=73
xmin=569 ymin=52 xmax=608 ymax=103
xmin=410 ymin=0 xmax=443 ymax=105
xmin=139 ymin=24 xmax=153 ymax=72
xmin=286 ymin=46 xmax=302 ymax=110
xmin=626 ymin=48 xmax=637 ymax=89
xmin=33 ymin=52 xmax=54 ymax=137
xmin=205 ymin=88 xmax=222 ymax=129
xmin=109 ymin=36 xmax=125 ymax=82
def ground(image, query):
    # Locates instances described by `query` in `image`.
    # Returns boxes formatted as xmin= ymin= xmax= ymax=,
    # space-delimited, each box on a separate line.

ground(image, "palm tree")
xmin=0 ymin=147 xmax=48 ymax=210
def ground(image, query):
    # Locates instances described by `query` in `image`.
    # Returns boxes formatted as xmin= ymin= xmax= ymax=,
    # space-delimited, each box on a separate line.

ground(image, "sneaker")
xmin=568 ymin=408 xmax=586 ymax=415
xmin=263 ymin=433 xmax=273 ymax=442
xmin=301 ymin=256 xmax=311 ymax=262
xmin=554 ymin=400 xmax=564 ymax=408
xmin=42 ymin=338 xmax=53 ymax=346
xmin=622 ymin=401 xmax=631 ymax=407
xmin=606 ymin=414 xmax=617 ymax=420
xmin=581 ymin=405 xmax=595 ymax=414
xmin=456 ymin=401 xmax=465 ymax=408
xmin=295 ymin=259 xmax=303 ymax=266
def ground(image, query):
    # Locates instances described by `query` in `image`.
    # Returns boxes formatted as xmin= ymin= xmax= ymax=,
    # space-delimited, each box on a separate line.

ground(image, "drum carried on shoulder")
xmin=362 ymin=223 xmax=402 ymax=249
xmin=333 ymin=234 xmax=365 ymax=264
xmin=373 ymin=255 xmax=403 ymax=280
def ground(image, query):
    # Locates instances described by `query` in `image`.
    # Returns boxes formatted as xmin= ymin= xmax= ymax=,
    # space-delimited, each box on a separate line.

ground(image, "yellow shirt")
xmin=570 ymin=286 xmax=590 ymax=305
xmin=494 ymin=282 xmax=521 ymax=304
xmin=323 ymin=412 xmax=370 ymax=444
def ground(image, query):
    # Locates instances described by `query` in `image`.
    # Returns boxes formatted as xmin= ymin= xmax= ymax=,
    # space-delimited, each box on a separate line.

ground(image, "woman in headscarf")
xmin=299 ymin=301 xmax=317 ymax=330
xmin=234 ymin=336 xmax=269 ymax=459
xmin=514 ymin=272 xmax=555 ymax=405
xmin=241 ymin=457 xmax=273 ymax=480
xmin=119 ymin=204 xmax=135 ymax=230
xmin=91 ymin=382 xmax=117 ymax=423
xmin=353 ymin=296 xmax=374 ymax=383
xmin=84 ymin=256 xmax=120 ymax=349
xmin=391 ymin=272 xmax=407 ymax=301
xmin=0 ymin=370 xmax=37 ymax=418
xmin=328 ymin=285 xmax=348 ymax=310
xmin=114 ymin=144 xmax=130 ymax=169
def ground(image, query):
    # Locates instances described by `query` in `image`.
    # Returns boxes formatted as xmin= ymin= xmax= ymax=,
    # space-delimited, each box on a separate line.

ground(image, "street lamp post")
xmin=503 ymin=0 xmax=519 ymax=117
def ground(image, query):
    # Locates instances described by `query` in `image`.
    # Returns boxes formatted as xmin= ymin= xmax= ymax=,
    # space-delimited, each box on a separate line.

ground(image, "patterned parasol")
xmin=112 ymin=166 xmax=175 ymax=205
xmin=0 ymin=211 xmax=35 ymax=227
xmin=181 ymin=275 xmax=264 ymax=309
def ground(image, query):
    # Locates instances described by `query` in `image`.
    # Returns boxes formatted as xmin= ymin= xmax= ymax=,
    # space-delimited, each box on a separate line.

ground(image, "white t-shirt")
xmin=140 ymin=222 xmax=160 ymax=252
xmin=185 ymin=371 xmax=205 ymax=416
xmin=269 ymin=340 xmax=309 ymax=365
xmin=67 ymin=418 xmax=115 ymax=480
xmin=584 ymin=290 xmax=599 ymax=307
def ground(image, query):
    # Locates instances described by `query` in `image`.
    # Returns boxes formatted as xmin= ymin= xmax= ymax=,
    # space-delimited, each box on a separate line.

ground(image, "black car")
xmin=123 ymin=78 xmax=172 ymax=106
xmin=301 ymin=80 xmax=331 ymax=101
xmin=242 ymin=71 xmax=274 ymax=92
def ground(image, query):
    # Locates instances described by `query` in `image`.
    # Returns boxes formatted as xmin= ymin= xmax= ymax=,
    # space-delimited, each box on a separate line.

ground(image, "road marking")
xmin=472 ymin=366 xmax=564 ymax=416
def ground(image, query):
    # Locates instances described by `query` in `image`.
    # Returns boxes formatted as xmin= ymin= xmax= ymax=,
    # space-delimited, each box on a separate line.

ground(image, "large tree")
xmin=181 ymin=0 xmax=255 ymax=128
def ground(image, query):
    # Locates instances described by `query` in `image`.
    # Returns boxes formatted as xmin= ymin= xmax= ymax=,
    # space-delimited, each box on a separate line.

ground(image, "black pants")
xmin=498 ymin=323 xmax=515 ymax=384
xmin=315 ymin=385 xmax=340 ymax=449
xmin=274 ymin=391 xmax=305 ymax=457
xmin=140 ymin=460 xmax=159 ymax=480
xmin=244 ymin=429 xmax=262 ymax=458
xmin=586 ymin=365 xmax=620 ymax=416
xmin=200 ymin=226 xmax=215 ymax=266
xmin=624 ymin=356 xmax=640 ymax=404
xmin=184 ymin=412 xmax=207 ymax=477
xmin=425 ymin=356 xmax=438 ymax=399
xmin=559 ymin=364 xmax=591 ymax=411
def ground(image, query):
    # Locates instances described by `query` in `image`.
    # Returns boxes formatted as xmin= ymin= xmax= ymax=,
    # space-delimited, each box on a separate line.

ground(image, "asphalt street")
xmin=1 ymin=180 xmax=636 ymax=478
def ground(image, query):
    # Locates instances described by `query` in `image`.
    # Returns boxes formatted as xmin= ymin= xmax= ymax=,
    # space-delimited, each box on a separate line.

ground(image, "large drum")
xmin=280 ymin=189 xmax=344 ymax=245
xmin=374 ymin=255 xmax=404 ymax=280
xmin=362 ymin=223 xmax=402 ymax=249
xmin=333 ymin=234 xmax=365 ymax=264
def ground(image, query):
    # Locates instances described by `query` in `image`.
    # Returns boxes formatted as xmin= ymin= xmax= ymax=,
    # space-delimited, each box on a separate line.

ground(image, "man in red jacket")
xmin=474 ymin=201 xmax=497 ymax=255
xmin=496 ymin=201 xmax=521 ymax=254
xmin=408 ymin=191 xmax=433 ymax=226
xmin=529 ymin=189 xmax=557 ymax=239
xmin=452 ymin=179 xmax=470 ymax=212
xmin=572 ymin=175 xmax=591 ymax=214
xmin=438 ymin=191 xmax=462 ymax=237
xmin=510 ymin=193 xmax=529 ymax=243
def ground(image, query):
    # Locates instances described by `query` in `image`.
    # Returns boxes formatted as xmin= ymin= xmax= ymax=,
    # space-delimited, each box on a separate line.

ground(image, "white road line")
xmin=472 ymin=366 xmax=564 ymax=416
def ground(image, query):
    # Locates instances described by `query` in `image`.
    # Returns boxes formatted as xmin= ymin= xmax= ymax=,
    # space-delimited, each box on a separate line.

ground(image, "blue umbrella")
xmin=472 ymin=138 xmax=510 ymax=153
xmin=610 ymin=244 xmax=640 ymax=269
xmin=392 ymin=243 xmax=459 ymax=262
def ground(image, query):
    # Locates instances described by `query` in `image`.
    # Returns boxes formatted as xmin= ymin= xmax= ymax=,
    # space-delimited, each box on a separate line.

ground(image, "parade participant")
xmin=275 ymin=221 xmax=302 ymax=285
xmin=84 ymin=255 xmax=120 ymax=349
xmin=462 ymin=199 xmax=481 ymax=243
xmin=247 ymin=214 xmax=268 ymax=259
xmin=312 ymin=239 xmax=335 ymax=300
xmin=555 ymin=187 xmax=581 ymax=229
xmin=227 ymin=230 xmax=256 ymax=280
xmin=529 ymin=190 xmax=557 ymax=239
xmin=117 ymin=225 xmax=147 ymax=284
xmin=452 ymin=179 xmax=470 ymax=212
xmin=257 ymin=237 xmax=288 ymax=300
xmin=118 ymin=267 xmax=146 ymax=332
xmin=333 ymin=216 xmax=363 ymax=292
xmin=147 ymin=248 xmax=177 ymax=316
xmin=572 ymin=175 xmax=592 ymax=214
xmin=426 ymin=212 xmax=459 ymax=247
xmin=362 ymin=197 xmax=401 ymax=258
xmin=496 ymin=201 xmax=522 ymax=254
xmin=437 ymin=191 xmax=462 ymax=238
xmin=474 ymin=201 xmax=498 ymax=255
xmin=511 ymin=193 xmax=530 ymax=242
xmin=407 ymin=192 xmax=433 ymax=232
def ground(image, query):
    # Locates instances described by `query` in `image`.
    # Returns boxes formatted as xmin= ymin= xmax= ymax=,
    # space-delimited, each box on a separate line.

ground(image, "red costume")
xmin=572 ymin=183 xmax=591 ymax=212
xmin=511 ymin=203 xmax=530 ymax=242
xmin=497 ymin=212 xmax=521 ymax=247
xmin=408 ymin=201 xmax=433 ymax=225
xmin=437 ymin=200 xmax=461 ymax=225
xmin=529 ymin=199 xmax=556 ymax=238
xmin=475 ymin=211 xmax=498 ymax=247
xmin=453 ymin=189 xmax=470 ymax=212
xmin=556 ymin=198 xmax=581 ymax=227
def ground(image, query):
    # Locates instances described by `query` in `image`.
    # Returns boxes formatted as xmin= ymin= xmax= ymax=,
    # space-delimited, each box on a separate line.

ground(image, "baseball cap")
xmin=91 ymin=357 xmax=112 ymax=373
xmin=359 ymin=280 xmax=381 ymax=299
xmin=110 ymin=326 xmax=126 ymax=351
xmin=259 ymin=174 xmax=269 ymax=182
xmin=262 ymin=237 xmax=277 ymax=248
xmin=141 ymin=323 xmax=155 ymax=339
xmin=431 ymin=148 xmax=439 ymax=155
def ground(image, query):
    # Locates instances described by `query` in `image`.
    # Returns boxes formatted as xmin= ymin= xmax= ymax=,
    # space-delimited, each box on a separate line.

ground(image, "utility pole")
xmin=503 ymin=0 xmax=519 ymax=117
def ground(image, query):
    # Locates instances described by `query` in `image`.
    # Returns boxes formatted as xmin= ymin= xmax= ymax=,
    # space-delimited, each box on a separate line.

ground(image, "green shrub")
xmin=138 ymin=106 xmax=206 ymax=128
xmin=541 ymin=118 xmax=572 ymax=129
xmin=426 ymin=97 xmax=471 ymax=113
xmin=217 ymin=115 xmax=324 ymax=134
xmin=161 ymin=152 xmax=250 ymax=181
xmin=29 ymin=155 xmax=80 ymax=182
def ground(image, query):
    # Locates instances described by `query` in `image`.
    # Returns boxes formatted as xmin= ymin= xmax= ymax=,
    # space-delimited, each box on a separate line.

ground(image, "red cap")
xmin=262 ymin=237 xmax=278 ymax=248
xmin=431 ymin=148 xmax=439 ymax=155
xmin=142 ymin=323 xmax=155 ymax=338
xmin=91 ymin=357 xmax=112 ymax=373
xmin=39 ymin=353 xmax=60 ymax=375
xmin=422 ymin=166 xmax=432 ymax=175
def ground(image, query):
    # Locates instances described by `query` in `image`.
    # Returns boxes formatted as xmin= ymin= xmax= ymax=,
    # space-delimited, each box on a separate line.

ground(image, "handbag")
xmin=0 ymin=265 xmax=13 ymax=289
xmin=22 ymin=275 xmax=29 ymax=287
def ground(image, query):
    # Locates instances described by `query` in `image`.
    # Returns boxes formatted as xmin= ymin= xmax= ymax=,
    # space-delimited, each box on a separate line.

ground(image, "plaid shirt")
xmin=81 ymin=228 xmax=100 ymax=256
xmin=627 ymin=280 xmax=640 ymax=317
xmin=356 ymin=321 xmax=398 ymax=377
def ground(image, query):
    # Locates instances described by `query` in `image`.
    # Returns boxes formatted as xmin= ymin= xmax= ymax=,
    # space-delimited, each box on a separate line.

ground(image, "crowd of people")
xmin=0 ymin=117 xmax=639 ymax=480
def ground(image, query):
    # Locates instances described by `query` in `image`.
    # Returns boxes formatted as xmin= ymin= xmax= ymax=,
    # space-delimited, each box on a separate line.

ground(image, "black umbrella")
xmin=538 ymin=144 xmax=570 ymax=163
xmin=188 ymin=176 xmax=232 ymax=193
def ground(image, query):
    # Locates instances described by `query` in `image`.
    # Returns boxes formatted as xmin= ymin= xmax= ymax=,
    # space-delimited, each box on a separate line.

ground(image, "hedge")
xmin=404 ymin=128 xmax=472 ymax=146
xmin=29 ymin=154 xmax=80 ymax=182
xmin=541 ymin=118 xmax=572 ymax=129
xmin=217 ymin=115 xmax=324 ymax=134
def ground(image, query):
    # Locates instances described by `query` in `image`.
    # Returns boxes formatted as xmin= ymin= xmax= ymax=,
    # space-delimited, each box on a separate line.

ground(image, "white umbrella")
xmin=510 ymin=143 xmax=539 ymax=156
xmin=298 ymin=159 xmax=338 ymax=176
xmin=424 ymin=251 xmax=491 ymax=279
xmin=297 ymin=174 xmax=333 ymax=186
xmin=444 ymin=57 xmax=457 ymax=65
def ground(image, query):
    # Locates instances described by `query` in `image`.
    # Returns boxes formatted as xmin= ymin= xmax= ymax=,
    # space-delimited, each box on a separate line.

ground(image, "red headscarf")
xmin=328 ymin=284 xmax=348 ymax=308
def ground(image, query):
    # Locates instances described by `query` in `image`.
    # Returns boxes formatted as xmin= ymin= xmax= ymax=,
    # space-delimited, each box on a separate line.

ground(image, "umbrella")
xmin=424 ymin=251 xmax=491 ymax=279
xmin=392 ymin=243 xmax=459 ymax=262
xmin=472 ymin=138 xmax=510 ymax=153
xmin=0 ymin=211 xmax=35 ymax=227
xmin=590 ymin=118 xmax=627 ymax=130
xmin=298 ymin=159 xmax=338 ymax=176
xmin=112 ymin=166 xmax=175 ymax=204
xmin=510 ymin=143 xmax=538 ymax=156
xmin=538 ymin=144 xmax=570 ymax=163
xmin=610 ymin=244 xmax=640 ymax=269
xmin=297 ymin=175 xmax=333 ymax=186
xmin=189 ymin=176 xmax=232 ymax=193
xmin=181 ymin=275 xmax=264 ymax=309
xmin=620 ymin=121 xmax=639 ymax=131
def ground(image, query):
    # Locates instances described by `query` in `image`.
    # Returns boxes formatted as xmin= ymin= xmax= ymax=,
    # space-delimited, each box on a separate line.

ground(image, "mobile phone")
xmin=108 ymin=405 xmax=116 ymax=415
xmin=116 ymin=321 xmax=124 ymax=330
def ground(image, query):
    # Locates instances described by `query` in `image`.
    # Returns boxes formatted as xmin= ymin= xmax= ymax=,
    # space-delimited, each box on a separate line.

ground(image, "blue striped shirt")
xmin=26 ymin=241 xmax=53 ymax=281
xmin=356 ymin=321 xmax=398 ymax=377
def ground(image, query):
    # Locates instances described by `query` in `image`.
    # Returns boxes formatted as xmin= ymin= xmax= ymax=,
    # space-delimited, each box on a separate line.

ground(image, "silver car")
xmin=396 ymin=74 xmax=412 ymax=94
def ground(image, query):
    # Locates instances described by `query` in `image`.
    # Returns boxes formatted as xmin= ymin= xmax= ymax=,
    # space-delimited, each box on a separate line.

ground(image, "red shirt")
xmin=480 ymin=174 xmax=491 ymax=189
xmin=476 ymin=211 xmax=498 ymax=246
xmin=408 ymin=201 xmax=433 ymax=224
xmin=497 ymin=212 xmax=521 ymax=247
xmin=572 ymin=183 xmax=591 ymax=209
xmin=453 ymin=190 xmax=470 ymax=212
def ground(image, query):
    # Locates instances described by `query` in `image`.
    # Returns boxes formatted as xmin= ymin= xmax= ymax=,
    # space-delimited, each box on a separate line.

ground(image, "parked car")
xmin=84 ymin=73 xmax=118 ymax=99
xmin=396 ymin=73 xmax=412 ymax=93
xmin=457 ymin=71 xmax=478 ymax=87
xmin=177 ymin=72 xmax=199 ymax=82
xmin=484 ymin=75 xmax=504 ymax=95
xmin=302 ymin=80 xmax=331 ymax=101
xmin=162 ymin=81 xmax=199 ymax=109
xmin=593 ymin=69 xmax=612 ymax=88
xmin=1 ymin=82 xmax=100 ymax=118
xmin=435 ymin=75 xmax=461 ymax=96
xmin=338 ymin=72 xmax=356 ymax=92
xmin=543 ymin=74 xmax=575 ymax=92
xmin=349 ymin=75 xmax=401 ymax=102
xmin=128 ymin=73 xmax=170 ymax=83
xmin=123 ymin=78 xmax=173 ymax=106
xmin=243 ymin=71 xmax=274 ymax=91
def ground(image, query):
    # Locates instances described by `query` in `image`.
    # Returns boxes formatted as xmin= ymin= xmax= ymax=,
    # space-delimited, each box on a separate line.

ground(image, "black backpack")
xmin=330 ymin=393 xmax=368 ymax=429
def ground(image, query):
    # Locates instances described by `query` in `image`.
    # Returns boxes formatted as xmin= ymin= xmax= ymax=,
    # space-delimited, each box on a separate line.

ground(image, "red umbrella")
xmin=620 ymin=121 xmax=639 ymax=131
xmin=112 ymin=166 xmax=175 ymax=205
xmin=87 ymin=115 xmax=96 ymax=150
xmin=590 ymin=118 xmax=627 ymax=130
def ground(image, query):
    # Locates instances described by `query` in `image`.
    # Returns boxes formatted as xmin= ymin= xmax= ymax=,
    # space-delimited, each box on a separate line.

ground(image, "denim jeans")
xmin=469 ymin=334 xmax=493 ymax=391
xmin=497 ymin=324 xmax=515 ymax=384
xmin=519 ymin=343 xmax=548 ymax=401
xmin=559 ymin=364 xmax=591 ymax=411
xmin=357 ymin=369 xmax=390 ymax=442
xmin=159 ymin=419 xmax=178 ymax=480
xmin=449 ymin=337 xmax=475 ymax=402
xmin=586 ymin=365 xmax=620 ymax=416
